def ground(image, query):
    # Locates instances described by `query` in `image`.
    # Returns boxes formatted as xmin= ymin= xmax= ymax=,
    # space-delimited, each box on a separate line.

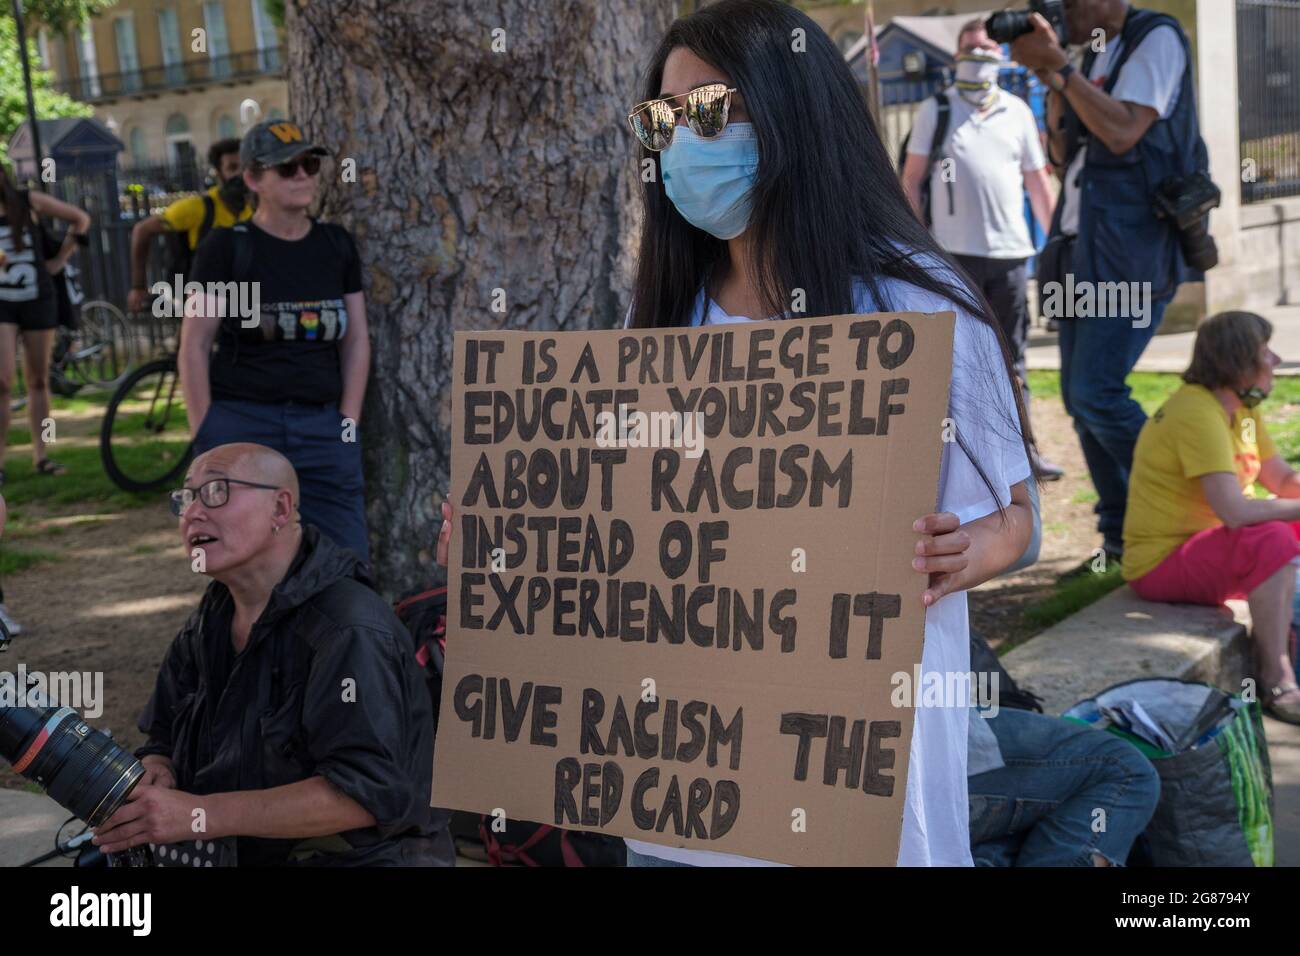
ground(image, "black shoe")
xmin=1031 ymin=449 xmax=1065 ymax=482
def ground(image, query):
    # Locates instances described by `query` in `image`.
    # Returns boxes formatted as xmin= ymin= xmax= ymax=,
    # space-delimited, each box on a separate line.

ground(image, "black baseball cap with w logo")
xmin=240 ymin=120 xmax=329 ymax=168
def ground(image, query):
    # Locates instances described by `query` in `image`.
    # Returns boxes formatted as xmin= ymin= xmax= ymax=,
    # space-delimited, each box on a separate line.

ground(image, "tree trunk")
xmin=286 ymin=0 xmax=673 ymax=596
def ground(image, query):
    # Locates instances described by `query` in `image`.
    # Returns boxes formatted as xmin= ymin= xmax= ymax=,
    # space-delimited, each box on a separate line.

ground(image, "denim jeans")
xmin=969 ymin=708 xmax=1161 ymax=866
xmin=626 ymin=846 xmax=694 ymax=867
xmin=1057 ymin=297 xmax=1170 ymax=553
xmin=193 ymin=398 xmax=370 ymax=562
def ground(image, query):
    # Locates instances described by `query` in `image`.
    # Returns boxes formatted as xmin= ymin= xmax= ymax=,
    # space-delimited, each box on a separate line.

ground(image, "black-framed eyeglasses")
xmin=169 ymin=478 xmax=280 ymax=517
xmin=627 ymin=83 xmax=738 ymax=152
xmin=259 ymin=155 xmax=322 ymax=178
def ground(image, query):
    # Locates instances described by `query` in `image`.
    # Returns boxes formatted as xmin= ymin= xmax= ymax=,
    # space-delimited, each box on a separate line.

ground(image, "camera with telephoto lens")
xmin=1 ymin=625 xmax=154 ymax=866
xmin=986 ymin=0 xmax=1069 ymax=45
xmin=1153 ymin=171 xmax=1221 ymax=272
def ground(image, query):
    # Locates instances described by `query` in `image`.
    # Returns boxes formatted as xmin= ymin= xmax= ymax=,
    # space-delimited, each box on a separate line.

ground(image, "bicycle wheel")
xmin=71 ymin=300 xmax=136 ymax=389
xmin=100 ymin=357 xmax=193 ymax=493
xmin=49 ymin=329 xmax=83 ymax=397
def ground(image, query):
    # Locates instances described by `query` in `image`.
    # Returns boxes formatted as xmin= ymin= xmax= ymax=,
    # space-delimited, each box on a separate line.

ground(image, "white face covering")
xmin=954 ymin=54 xmax=1002 ymax=108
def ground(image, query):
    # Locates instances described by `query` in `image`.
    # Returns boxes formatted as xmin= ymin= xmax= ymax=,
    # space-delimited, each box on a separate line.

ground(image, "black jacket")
xmin=138 ymin=527 xmax=450 ymax=866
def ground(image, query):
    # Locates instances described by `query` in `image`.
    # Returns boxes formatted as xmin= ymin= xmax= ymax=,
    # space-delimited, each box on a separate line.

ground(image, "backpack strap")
xmin=929 ymin=91 xmax=951 ymax=167
xmin=929 ymin=92 xmax=953 ymax=218
xmin=196 ymin=194 xmax=216 ymax=247
xmin=230 ymin=223 xmax=254 ymax=284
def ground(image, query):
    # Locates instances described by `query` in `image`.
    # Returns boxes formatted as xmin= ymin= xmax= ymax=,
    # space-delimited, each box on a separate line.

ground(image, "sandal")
xmin=34 ymin=458 xmax=66 ymax=477
xmin=1264 ymin=683 xmax=1300 ymax=725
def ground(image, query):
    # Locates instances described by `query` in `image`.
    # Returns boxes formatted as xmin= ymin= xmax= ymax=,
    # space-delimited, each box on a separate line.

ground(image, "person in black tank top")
xmin=0 ymin=164 xmax=92 ymax=482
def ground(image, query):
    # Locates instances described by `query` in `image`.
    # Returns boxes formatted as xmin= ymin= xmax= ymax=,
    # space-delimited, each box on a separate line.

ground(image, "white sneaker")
xmin=0 ymin=603 xmax=25 ymax=637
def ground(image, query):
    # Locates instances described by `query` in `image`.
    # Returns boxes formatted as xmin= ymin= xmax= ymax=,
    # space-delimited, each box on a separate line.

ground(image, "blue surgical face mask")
xmin=659 ymin=122 xmax=759 ymax=240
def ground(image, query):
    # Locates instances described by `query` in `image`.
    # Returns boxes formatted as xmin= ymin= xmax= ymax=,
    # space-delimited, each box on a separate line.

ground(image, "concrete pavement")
xmin=1026 ymin=303 xmax=1300 ymax=374
xmin=0 ymin=788 xmax=77 ymax=867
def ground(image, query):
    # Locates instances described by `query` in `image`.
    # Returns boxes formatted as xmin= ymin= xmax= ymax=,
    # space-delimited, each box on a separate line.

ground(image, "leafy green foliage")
xmin=0 ymin=13 xmax=93 ymax=165
xmin=5 ymin=1 xmax=116 ymax=37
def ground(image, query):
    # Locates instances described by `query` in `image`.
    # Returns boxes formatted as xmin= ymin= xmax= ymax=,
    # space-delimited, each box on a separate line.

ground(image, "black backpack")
xmin=163 ymin=193 xmax=216 ymax=280
xmin=969 ymin=629 xmax=1043 ymax=713
xmin=393 ymin=586 xmax=626 ymax=867
xmin=897 ymin=91 xmax=952 ymax=227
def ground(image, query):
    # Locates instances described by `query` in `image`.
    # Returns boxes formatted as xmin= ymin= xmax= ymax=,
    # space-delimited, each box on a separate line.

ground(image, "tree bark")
xmin=286 ymin=0 xmax=672 ymax=596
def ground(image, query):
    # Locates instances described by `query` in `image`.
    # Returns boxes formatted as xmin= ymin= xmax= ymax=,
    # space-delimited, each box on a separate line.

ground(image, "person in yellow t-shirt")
xmin=1124 ymin=311 xmax=1300 ymax=724
xmin=126 ymin=138 xmax=252 ymax=314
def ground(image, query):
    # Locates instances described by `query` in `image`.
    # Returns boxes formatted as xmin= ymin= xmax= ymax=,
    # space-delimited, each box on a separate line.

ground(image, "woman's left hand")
xmin=912 ymin=511 xmax=972 ymax=607
xmin=92 ymin=785 xmax=207 ymax=853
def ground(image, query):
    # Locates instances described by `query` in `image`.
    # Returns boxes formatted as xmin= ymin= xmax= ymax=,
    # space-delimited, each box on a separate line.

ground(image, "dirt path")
xmin=968 ymin=393 xmax=1108 ymax=649
xmin=0 ymin=500 xmax=204 ymax=789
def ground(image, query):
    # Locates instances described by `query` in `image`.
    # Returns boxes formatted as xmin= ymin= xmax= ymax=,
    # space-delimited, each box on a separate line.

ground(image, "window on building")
xmin=75 ymin=23 xmax=101 ymax=98
xmin=158 ymin=8 xmax=184 ymax=86
xmin=114 ymin=14 xmax=142 ymax=92
xmin=217 ymin=114 xmax=237 ymax=139
xmin=252 ymin=0 xmax=281 ymax=71
xmin=165 ymin=113 xmax=196 ymax=175
xmin=204 ymin=2 xmax=232 ymax=79
xmin=129 ymin=127 xmax=148 ymax=165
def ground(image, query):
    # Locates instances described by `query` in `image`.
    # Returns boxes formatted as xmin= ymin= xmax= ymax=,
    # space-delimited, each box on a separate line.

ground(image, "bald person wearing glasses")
xmin=97 ymin=443 xmax=452 ymax=866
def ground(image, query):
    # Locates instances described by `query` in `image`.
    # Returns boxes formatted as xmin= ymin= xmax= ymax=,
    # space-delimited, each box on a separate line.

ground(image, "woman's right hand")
xmin=437 ymin=501 xmax=453 ymax=567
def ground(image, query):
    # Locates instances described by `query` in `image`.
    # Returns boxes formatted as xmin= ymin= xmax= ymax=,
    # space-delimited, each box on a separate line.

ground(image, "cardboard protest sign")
xmin=432 ymin=312 xmax=955 ymax=866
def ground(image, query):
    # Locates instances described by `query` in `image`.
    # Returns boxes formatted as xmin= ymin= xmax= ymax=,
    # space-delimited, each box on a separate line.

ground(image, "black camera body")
xmin=1153 ymin=171 xmax=1222 ymax=272
xmin=986 ymin=0 xmax=1070 ymax=46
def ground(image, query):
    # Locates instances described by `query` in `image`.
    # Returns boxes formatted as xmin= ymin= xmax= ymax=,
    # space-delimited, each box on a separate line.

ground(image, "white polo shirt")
xmin=907 ymin=88 xmax=1045 ymax=260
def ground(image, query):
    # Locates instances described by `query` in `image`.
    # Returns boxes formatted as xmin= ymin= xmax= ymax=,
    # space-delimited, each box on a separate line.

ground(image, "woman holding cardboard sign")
xmin=439 ymin=0 xmax=1035 ymax=867
xmin=622 ymin=0 xmax=1035 ymax=866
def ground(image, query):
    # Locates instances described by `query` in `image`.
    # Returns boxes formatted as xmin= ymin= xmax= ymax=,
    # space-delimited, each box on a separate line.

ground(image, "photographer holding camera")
xmin=1008 ymin=0 xmax=1215 ymax=569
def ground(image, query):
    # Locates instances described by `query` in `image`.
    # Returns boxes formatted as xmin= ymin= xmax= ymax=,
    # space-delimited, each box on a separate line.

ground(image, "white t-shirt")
xmin=1059 ymin=25 xmax=1186 ymax=236
xmin=624 ymin=275 xmax=1032 ymax=867
xmin=907 ymin=90 xmax=1045 ymax=260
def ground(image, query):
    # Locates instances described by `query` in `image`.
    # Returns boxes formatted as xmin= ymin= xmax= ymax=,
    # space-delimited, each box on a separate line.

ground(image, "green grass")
xmin=1070 ymin=488 xmax=1099 ymax=505
xmin=1022 ymin=563 xmax=1126 ymax=632
xmin=1028 ymin=370 xmax=1300 ymax=464
xmin=0 ymin=546 xmax=61 ymax=575
xmin=4 ymin=388 xmax=188 ymax=509
xmin=0 ymin=443 xmax=180 ymax=509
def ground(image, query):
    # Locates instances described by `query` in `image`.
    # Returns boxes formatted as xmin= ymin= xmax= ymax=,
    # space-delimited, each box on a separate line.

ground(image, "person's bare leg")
xmin=0 ymin=323 xmax=18 ymax=466
xmin=21 ymin=328 xmax=55 ymax=467
xmin=1247 ymin=561 xmax=1300 ymax=701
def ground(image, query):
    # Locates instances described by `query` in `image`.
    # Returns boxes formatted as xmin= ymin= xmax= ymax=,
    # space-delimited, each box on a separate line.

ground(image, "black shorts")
xmin=0 ymin=297 xmax=57 ymax=332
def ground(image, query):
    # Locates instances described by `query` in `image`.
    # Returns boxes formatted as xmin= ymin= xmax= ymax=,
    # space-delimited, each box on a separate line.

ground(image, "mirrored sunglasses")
xmin=627 ymin=83 xmax=737 ymax=152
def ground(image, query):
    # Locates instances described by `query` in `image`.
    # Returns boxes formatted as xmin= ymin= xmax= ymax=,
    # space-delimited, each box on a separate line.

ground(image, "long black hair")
xmin=628 ymin=0 xmax=1035 ymax=510
xmin=0 ymin=164 xmax=30 ymax=252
